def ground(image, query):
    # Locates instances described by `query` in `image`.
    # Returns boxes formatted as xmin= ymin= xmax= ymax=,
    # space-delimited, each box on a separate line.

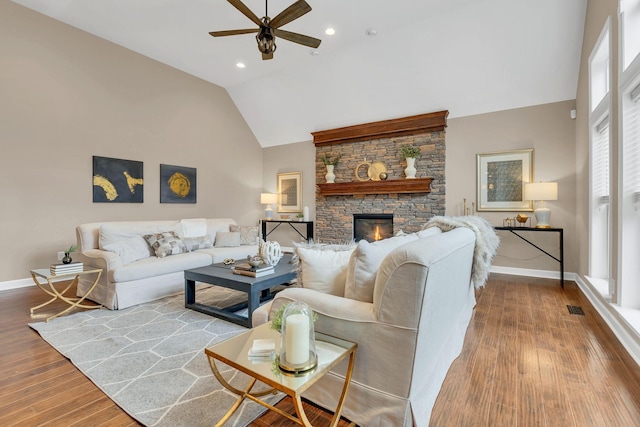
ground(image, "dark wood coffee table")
xmin=184 ymin=254 xmax=295 ymax=327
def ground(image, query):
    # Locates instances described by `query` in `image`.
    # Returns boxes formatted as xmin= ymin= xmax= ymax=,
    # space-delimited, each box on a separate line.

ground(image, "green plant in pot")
xmin=321 ymin=154 xmax=341 ymax=183
xmin=62 ymin=244 xmax=77 ymax=264
xmin=320 ymin=154 xmax=341 ymax=166
xmin=400 ymin=145 xmax=421 ymax=179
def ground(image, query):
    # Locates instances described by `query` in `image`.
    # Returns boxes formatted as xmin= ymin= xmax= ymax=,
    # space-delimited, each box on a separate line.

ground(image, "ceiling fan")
xmin=209 ymin=0 xmax=321 ymax=60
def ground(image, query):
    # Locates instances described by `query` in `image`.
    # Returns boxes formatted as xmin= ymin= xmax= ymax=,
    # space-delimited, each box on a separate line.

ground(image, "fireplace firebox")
xmin=353 ymin=214 xmax=393 ymax=242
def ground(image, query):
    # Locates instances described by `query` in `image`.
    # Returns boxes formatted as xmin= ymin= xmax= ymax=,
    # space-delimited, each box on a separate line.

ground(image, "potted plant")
xmin=296 ymin=213 xmax=304 ymax=222
xmin=320 ymin=154 xmax=341 ymax=183
xmin=62 ymin=244 xmax=77 ymax=264
xmin=400 ymin=145 xmax=421 ymax=179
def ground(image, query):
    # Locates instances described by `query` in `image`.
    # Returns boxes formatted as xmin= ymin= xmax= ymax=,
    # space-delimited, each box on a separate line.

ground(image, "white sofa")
xmin=75 ymin=218 xmax=258 ymax=310
xmin=253 ymin=227 xmax=479 ymax=426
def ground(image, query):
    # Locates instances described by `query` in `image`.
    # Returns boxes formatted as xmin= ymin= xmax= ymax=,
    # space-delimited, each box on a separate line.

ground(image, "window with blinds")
xmin=593 ymin=117 xmax=611 ymax=206
xmin=626 ymin=84 xmax=640 ymax=206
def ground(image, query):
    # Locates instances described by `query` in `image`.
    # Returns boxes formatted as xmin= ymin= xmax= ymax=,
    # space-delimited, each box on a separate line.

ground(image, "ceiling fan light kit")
xmin=209 ymin=0 xmax=321 ymax=61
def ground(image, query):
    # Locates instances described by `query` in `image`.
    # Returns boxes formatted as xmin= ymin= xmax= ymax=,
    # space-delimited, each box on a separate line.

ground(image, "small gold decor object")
xmin=355 ymin=161 xmax=372 ymax=181
xmin=368 ymin=162 xmax=387 ymax=181
xmin=516 ymin=214 xmax=528 ymax=223
xmin=379 ymin=172 xmax=388 ymax=180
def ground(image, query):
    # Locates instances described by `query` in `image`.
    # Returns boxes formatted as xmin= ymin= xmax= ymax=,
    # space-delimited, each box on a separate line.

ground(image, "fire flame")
xmin=373 ymin=226 xmax=382 ymax=241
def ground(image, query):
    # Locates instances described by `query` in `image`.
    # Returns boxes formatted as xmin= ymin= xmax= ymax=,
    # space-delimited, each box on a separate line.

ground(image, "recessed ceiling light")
xmin=325 ymin=28 xmax=335 ymax=36
xmin=236 ymin=62 xmax=246 ymax=68
xmin=310 ymin=50 xmax=320 ymax=56
xmin=365 ymin=28 xmax=377 ymax=36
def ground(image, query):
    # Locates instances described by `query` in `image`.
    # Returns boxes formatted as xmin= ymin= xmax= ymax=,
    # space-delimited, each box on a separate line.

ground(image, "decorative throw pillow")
xmin=143 ymin=231 xmax=187 ymax=258
xmin=182 ymin=235 xmax=213 ymax=251
xmin=344 ymin=234 xmax=419 ymax=302
xmin=230 ymin=225 xmax=260 ymax=245
xmin=102 ymin=236 xmax=153 ymax=265
xmin=214 ymin=231 xmax=242 ymax=247
xmin=180 ymin=218 xmax=207 ymax=238
xmin=295 ymin=242 xmax=356 ymax=296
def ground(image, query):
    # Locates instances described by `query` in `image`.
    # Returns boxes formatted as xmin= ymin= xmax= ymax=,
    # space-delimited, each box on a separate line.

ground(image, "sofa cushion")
xmin=296 ymin=243 xmax=355 ymax=296
xmin=230 ymin=225 xmax=260 ymax=245
xmin=180 ymin=218 xmax=207 ymax=238
xmin=182 ymin=235 xmax=213 ymax=251
xmin=98 ymin=221 xmax=180 ymax=250
xmin=205 ymin=219 xmax=236 ymax=245
xmin=143 ymin=231 xmax=188 ymax=258
xmin=102 ymin=236 xmax=152 ymax=265
xmin=111 ymin=251 xmax=212 ymax=283
xmin=345 ymin=234 xmax=419 ymax=302
xmin=214 ymin=231 xmax=241 ymax=247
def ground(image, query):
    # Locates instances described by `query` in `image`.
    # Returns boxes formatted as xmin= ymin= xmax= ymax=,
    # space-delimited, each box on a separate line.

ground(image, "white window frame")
xmin=588 ymin=18 xmax=613 ymax=297
xmin=618 ymin=0 xmax=640 ymax=310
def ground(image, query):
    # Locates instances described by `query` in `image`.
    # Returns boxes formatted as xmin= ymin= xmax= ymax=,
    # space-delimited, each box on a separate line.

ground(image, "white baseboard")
xmin=0 ymin=277 xmax=35 ymax=292
xmin=490 ymin=265 xmax=577 ymax=282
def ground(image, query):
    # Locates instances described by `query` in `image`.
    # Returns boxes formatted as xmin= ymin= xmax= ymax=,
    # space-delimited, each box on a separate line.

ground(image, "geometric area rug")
xmin=29 ymin=286 xmax=283 ymax=427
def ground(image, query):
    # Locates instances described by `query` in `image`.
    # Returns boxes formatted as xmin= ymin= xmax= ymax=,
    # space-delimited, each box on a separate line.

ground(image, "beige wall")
xmin=447 ymin=101 xmax=577 ymax=273
xmin=0 ymin=2 xmax=263 ymax=282
xmin=262 ymin=141 xmax=316 ymax=246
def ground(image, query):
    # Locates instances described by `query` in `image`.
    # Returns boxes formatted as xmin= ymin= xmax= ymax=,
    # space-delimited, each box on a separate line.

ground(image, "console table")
xmin=262 ymin=220 xmax=314 ymax=243
xmin=494 ymin=227 xmax=564 ymax=288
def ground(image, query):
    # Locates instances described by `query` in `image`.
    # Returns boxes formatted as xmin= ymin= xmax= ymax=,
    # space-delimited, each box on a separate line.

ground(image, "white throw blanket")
xmin=424 ymin=216 xmax=500 ymax=289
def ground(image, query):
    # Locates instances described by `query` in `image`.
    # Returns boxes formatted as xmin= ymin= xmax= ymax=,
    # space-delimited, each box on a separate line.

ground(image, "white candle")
xmin=285 ymin=313 xmax=309 ymax=365
xmin=303 ymin=206 xmax=310 ymax=222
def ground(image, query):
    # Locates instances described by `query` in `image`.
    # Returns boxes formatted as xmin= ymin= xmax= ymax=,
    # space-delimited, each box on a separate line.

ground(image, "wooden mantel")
xmin=317 ymin=178 xmax=433 ymax=196
xmin=312 ymin=111 xmax=448 ymax=146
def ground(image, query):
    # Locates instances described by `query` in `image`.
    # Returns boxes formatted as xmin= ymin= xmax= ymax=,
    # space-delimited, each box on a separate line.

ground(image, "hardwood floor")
xmin=1 ymin=274 xmax=639 ymax=426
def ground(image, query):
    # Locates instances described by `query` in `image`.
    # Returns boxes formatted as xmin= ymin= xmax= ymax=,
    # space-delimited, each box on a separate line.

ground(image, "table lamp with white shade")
xmin=524 ymin=182 xmax=558 ymax=228
xmin=260 ymin=193 xmax=278 ymax=220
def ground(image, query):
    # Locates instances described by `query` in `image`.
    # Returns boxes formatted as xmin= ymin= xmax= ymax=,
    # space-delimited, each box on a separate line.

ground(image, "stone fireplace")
xmin=313 ymin=111 xmax=448 ymax=242
xmin=353 ymin=214 xmax=394 ymax=242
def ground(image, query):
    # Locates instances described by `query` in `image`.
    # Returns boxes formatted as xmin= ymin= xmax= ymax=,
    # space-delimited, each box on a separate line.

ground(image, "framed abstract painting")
xmin=476 ymin=149 xmax=534 ymax=211
xmin=160 ymin=164 xmax=197 ymax=204
xmin=92 ymin=156 xmax=144 ymax=203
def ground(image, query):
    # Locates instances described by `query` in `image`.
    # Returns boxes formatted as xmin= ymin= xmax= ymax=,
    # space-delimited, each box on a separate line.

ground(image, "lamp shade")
xmin=260 ymin=193 xmax=278 ymax=205
xmin=524 ymin=182 xmax=558 ymax=201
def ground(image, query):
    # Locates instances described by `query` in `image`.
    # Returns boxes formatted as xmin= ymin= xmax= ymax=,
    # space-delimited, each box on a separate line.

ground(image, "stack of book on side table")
xmin=50 ymin=262 xmax=84 ymax=275
xmin=247 ymin=338 xmax=275 ymax=359
xmin=232 ymin=263 xmax=274 ymax=278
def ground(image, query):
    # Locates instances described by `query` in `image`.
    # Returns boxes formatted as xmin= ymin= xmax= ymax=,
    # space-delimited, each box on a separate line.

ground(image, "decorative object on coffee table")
xmin=261 ymin=241 xmax=283 ymax=266
xmin=400 ymin=145 xmax=421 ymax=179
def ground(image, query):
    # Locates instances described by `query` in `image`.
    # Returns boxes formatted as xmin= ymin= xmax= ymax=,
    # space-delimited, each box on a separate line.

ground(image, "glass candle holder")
xmin=278 ymin=302 xmax=317 ymax=373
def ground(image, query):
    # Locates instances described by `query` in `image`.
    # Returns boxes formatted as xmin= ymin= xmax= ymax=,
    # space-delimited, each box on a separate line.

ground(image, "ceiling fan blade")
xmin=262 ymin=52 xmax=274 ymax=60
xmin=270 ymin=0 xmax=312 ymax=29
xmin=209 ymin=28 xmax=259 ymax=37
xmin=273 ymin=29 xmax=321 ymax=48
xmin=227 ymin=0 xmax=262 ymax=27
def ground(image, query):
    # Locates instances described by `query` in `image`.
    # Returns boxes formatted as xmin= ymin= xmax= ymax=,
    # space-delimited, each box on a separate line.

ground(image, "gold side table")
xmin=205 ymin=323 xmax=357 ymax=427
xmin=30 ymin=267 xmax=103 ymax=322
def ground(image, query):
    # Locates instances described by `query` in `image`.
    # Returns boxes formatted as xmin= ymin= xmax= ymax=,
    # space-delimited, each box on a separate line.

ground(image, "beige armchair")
xmin=253 ymin=227 xmax=477 ymax=426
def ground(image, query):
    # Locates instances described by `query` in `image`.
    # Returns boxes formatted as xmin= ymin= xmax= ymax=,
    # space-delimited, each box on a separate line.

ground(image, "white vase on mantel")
xmin=404 ymin=157 xmax=417 ymax=179
xmin=325 ymin=165 xmax=336 ymax=183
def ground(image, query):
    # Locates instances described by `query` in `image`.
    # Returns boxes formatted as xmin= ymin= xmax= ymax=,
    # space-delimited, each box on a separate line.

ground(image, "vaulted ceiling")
xmin=12 ymin=0 xmax=588 ymax=147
